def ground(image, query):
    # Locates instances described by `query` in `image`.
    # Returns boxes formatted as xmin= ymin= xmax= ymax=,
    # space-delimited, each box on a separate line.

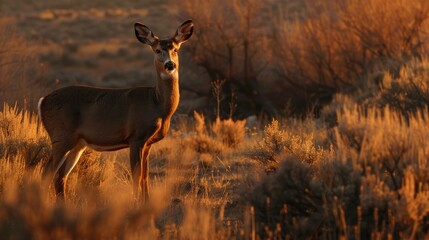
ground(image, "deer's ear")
xmin=174 ymin=20 xmax=194 ymax=45
xmin=135 ymin=22 xmax=158 ymax=46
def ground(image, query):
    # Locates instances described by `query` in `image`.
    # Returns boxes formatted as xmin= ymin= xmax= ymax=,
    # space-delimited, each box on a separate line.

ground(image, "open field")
xmin=1 ymin=0 xmax=429 ymax=239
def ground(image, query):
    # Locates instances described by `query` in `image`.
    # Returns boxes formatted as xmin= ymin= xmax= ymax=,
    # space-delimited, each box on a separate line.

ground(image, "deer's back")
xmin=40 ymin=86 xmax=161 ymax=144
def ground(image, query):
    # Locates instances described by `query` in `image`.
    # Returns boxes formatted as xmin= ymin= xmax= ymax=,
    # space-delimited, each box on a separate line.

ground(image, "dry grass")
xmin=2 ymin=84 xmax=429 ymax=238
xmin=247 ymin=105 xmax=429 ymax=239
xmin=0 ymin=103 xmax=262 ymax=239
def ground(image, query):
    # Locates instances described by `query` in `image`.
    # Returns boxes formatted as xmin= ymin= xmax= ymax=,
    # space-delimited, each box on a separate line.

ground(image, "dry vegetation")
xmin=1 ymin=0 xmax=429 ymax=239
xmin=178 ymin=0 xmax=429 ymax=116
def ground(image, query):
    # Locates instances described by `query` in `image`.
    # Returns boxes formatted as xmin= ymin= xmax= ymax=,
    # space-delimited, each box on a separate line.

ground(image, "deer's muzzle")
xmin=164 ymin=61 xmax=176 ymax=71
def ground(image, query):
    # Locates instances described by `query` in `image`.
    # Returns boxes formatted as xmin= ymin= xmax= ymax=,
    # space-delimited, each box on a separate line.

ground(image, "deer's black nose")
xmin=164 ymin=61 xmax=176 ymax=71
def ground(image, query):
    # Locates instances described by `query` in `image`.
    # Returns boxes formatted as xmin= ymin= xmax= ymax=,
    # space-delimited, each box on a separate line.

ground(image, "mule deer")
xmin=39 ymin=20 xmax=194 ymax=202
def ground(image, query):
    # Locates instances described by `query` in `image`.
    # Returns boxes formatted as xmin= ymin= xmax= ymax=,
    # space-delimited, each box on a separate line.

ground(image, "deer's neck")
xmin=155 ymin=71 xmax=180 ymax=118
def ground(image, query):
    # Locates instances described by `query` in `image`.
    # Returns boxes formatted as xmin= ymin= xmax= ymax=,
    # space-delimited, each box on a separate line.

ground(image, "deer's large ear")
xmin=135 ymin=22 xmax=158 ymax=46
xmin=173 ymin=20 xmax=194 ymax=45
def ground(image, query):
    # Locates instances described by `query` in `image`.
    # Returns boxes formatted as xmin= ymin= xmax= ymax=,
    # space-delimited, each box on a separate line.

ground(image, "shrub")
xmin=247 ymin=103 xmax=429 ymax=239
xmin=211 ymin=118 xmax=246 ymax=148
xmin=182 ymin=112 xmax=224 ymax=155
xmin=366 ymin=58 xmax=429 ymax=117
xmin=248 ymin=155 xmax=360 ymax=239
xmin=250 ymin=119 xmax=328 ymax=172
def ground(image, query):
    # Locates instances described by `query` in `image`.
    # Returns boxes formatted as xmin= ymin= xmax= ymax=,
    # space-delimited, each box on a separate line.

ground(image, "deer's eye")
xmin=174 ymin=49 xmax=178 ymax=53
xmin=155 ymin=49 xmax=162 ymax=54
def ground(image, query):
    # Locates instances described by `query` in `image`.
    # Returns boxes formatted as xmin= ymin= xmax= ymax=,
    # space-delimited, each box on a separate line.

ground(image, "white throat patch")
xmin=161 ymin=70 xmax=178 ymax=80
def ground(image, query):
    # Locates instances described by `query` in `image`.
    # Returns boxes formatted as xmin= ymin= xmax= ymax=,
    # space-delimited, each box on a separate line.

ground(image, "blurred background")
xmin=1 ymin=0 xmax=429 ymax=119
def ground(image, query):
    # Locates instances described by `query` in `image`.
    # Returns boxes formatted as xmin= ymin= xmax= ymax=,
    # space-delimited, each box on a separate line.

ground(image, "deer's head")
xmin=134 ymin=20 xmax=194 ymax=79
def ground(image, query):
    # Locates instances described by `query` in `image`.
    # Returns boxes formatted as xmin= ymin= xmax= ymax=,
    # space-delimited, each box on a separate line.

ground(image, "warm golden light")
xmin=1 ymin=0 xmax=429 ymax=238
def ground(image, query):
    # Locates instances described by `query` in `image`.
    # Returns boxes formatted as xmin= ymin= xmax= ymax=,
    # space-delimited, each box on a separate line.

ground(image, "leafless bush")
xmin=177 ymin=0 xmax=277 ymax=118
xmin=272 ymin=0 xmax=429 ymax=113
xmin=176 ymin=0 xmax=429 ymax=116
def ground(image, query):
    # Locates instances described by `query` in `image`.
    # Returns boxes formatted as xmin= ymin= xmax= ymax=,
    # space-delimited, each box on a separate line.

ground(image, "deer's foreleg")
xmin=140 ymin=144 xmax=152 ymax=203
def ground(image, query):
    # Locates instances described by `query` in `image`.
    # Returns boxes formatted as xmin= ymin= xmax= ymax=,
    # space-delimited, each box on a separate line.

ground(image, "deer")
xmin=38 ymin=20 xmax=194 ymax=202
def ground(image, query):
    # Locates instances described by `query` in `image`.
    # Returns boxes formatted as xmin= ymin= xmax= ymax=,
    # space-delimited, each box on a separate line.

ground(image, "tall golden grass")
xmin=2 ymin=71 xmax=429 ymax=238
xmin=0 ymin=103 xmax=260 ymax=239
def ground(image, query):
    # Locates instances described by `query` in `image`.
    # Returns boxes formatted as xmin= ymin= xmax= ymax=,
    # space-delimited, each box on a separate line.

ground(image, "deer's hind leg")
xmin=49 ymin=138 xmax=85 ymax=198
xmin=129 ymin=141 xmax=152 ymax=203
xmin=130 ymin=143 xmax=143 ymax=200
